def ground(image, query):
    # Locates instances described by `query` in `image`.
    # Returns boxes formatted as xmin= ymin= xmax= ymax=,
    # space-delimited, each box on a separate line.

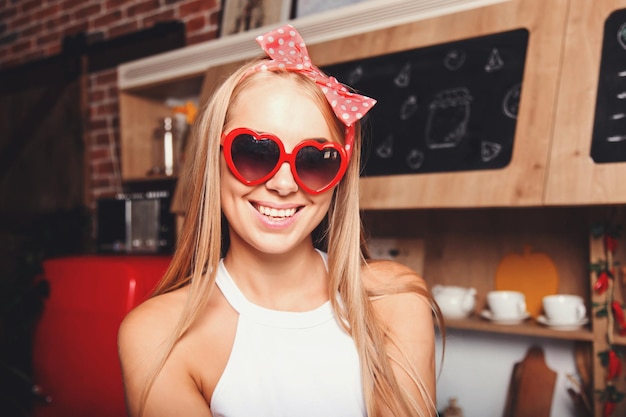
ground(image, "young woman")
xmin=118 ymin=24 xmax=443 ymax=417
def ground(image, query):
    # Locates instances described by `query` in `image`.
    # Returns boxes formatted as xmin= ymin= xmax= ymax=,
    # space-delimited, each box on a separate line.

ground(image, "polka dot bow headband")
xmin=251 ymin=24 xmax=377 ymax=157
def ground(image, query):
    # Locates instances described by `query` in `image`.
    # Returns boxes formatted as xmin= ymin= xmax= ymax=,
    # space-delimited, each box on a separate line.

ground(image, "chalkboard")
xmin=323 ymin=28 xmax=529 ymax=176
xmin=590 ymin=8 xmax=626 ymax=163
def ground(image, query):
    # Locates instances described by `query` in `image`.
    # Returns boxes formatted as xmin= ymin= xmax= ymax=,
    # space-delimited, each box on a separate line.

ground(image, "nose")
xmin=265 ymin=162 xmax=299 ymax=195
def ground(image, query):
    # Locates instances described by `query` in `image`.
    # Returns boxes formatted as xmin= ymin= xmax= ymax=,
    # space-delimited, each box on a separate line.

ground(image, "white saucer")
xmin=537 ymin=315 xmax=588 ymax=331
xmin=480 ymin=310 xmax=530 ymax=325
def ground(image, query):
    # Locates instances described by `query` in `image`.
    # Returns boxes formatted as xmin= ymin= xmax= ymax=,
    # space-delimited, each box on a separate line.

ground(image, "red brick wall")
xmin=0 ymin=0 xmax=221 ymax=204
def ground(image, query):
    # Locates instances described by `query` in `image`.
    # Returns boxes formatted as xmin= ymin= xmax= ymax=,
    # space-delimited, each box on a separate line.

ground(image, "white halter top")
xmin=210 ymin=253 xmax=366 ymax=417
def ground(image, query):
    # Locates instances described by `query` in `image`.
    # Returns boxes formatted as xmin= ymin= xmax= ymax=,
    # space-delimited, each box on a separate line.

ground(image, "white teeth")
xmin=257 ymin=205 xmax=297 ymax=218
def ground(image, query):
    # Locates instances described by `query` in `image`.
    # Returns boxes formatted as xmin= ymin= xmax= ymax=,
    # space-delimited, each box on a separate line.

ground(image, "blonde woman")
xmin=118 ymin=24 xmax=443 ymax=417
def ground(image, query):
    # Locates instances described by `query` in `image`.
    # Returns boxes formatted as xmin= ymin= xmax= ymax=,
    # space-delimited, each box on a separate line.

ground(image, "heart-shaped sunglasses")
xmin=221 ymin=127 xmax=350 ymax=195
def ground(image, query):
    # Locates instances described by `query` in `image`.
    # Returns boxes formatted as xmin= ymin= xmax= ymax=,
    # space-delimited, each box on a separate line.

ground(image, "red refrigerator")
xmin=32 ymin=255 xmax=172 ymax=417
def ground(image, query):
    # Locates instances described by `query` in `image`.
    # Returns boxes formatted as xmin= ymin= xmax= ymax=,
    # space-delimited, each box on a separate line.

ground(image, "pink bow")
xmin=252 ymin=24 xmax=377 ymax=128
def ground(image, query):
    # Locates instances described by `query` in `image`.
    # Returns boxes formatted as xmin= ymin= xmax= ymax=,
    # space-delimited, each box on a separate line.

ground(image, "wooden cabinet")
xmin=118 ymin=0 xmax=626 ymax=207
xmin=314 ymin=0 xmax=570 ymax=209
xmin=545 ymin=0 xmax=626 ymax=205
xmin=352 ymin=0 xmax=626 ymax=208
xmin=118 ymin=0 xmax=571 ymax=205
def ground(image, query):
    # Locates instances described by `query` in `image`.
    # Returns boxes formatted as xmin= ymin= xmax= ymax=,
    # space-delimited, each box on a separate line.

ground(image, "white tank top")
xmin=210 ymin=253 xmax=366 ymax=417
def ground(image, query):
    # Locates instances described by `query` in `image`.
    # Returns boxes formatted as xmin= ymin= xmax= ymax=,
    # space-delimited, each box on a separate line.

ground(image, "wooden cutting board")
xmin=503 ymin=346 xmax=557 ymax=417
xmin=495 ymin=246 xmax=559 ymax=318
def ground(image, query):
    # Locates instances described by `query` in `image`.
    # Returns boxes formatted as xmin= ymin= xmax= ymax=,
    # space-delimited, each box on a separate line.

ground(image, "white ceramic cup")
xmin=432 ymin=285 xmax=477 ymax=319
xmin=487 ymin=290 xmax=527 ymax=320
xmin=542 ymin=294 xmax=586 ymax=325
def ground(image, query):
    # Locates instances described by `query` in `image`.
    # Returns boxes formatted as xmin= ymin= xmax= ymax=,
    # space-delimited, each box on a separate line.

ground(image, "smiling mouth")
xmin=255 ymin=204 xmax=299 ymax=219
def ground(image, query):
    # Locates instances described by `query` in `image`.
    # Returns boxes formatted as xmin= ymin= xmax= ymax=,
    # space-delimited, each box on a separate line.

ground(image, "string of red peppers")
xmin=591 ymin=223 xmax=624 ymax=417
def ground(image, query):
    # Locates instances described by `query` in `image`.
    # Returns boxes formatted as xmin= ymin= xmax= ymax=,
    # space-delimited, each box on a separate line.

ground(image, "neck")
xmin=222 ymin=240 xmax=329 ymax=311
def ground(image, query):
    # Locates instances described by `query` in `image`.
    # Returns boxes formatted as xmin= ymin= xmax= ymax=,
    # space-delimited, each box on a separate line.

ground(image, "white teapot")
xmin=432 ymin=285 xmax=477 ymax=319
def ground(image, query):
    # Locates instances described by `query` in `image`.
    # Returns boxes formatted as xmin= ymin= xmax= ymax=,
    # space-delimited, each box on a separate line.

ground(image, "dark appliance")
xmin=96 ymin=190 xmax=175 ymax=254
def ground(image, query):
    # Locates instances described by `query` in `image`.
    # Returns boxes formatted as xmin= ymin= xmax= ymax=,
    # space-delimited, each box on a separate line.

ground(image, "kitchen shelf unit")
xmin=362 ymin=205 xmax=625 ymax=417
xmin=116 ymin=0 xmax=626 ymax=416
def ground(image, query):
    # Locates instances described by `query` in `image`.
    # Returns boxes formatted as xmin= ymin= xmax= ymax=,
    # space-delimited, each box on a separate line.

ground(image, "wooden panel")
xmin=305 ymin=0 xmax=569 ymax=208
xmin=588 ymin=207 xmax=626 ymax=417
xmin=0 ymin=79 xmax=85 ymax=218
xmin=545 ymin=0 xmax=626 ymax=204
xmin=368 ymin=238 xmax=425 ymax=275
xmin=119 ymin=92 xmax=172 ymax=180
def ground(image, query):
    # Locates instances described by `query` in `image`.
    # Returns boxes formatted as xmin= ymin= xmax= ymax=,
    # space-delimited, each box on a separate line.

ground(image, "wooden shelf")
xmin=445 ymin=316 xmax=594 ymax=342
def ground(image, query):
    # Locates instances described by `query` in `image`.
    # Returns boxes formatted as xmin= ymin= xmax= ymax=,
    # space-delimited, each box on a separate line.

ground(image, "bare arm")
xmin=118 ymin=295 xmax=213 ymax=417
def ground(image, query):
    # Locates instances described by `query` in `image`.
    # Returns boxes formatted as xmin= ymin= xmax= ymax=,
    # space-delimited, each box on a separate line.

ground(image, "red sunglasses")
xmin=221 ymin=127 xmax=353 ymax=195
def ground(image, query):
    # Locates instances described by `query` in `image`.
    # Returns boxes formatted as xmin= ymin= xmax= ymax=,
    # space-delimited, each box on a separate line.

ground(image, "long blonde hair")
xmin=142 ymin=57 xmax=443 ymax=417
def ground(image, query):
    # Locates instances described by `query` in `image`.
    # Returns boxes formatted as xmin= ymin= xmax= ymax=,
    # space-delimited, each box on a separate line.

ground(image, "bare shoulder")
xmin=361 ymin=259 xmax=434 ymax=333
xmin=117 ymin=287 xmax=192 ymax=379
xmin=118 ymin=288 xmax=188 ymax=351
xmin=117 ymin=289 xmax=189 ymax=387
xmin=118 ymin=287 xmax=217 ymax=416
xmin=361 ymin=259 xmax=429 ymax=296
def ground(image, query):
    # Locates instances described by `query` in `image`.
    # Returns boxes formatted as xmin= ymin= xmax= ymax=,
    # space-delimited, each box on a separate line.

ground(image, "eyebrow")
xmin=309 ymin=138 xmax=330 ymax=144
xmin=242 ymin=127 xmax=333 ymax=145
xmin=262 ymin=131 xmax=331 ymax=144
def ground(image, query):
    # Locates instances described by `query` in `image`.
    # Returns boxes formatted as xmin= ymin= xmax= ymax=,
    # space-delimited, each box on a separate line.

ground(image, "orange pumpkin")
xmin=495 ymin=246 xmax=559 ymax=318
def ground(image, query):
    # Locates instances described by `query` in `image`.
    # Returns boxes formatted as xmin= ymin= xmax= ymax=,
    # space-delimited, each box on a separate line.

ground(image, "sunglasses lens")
xmin=295 ymin=146 xmax=342 ymax=191
xmin=231 ymin=134 xmax=280 ymax=182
